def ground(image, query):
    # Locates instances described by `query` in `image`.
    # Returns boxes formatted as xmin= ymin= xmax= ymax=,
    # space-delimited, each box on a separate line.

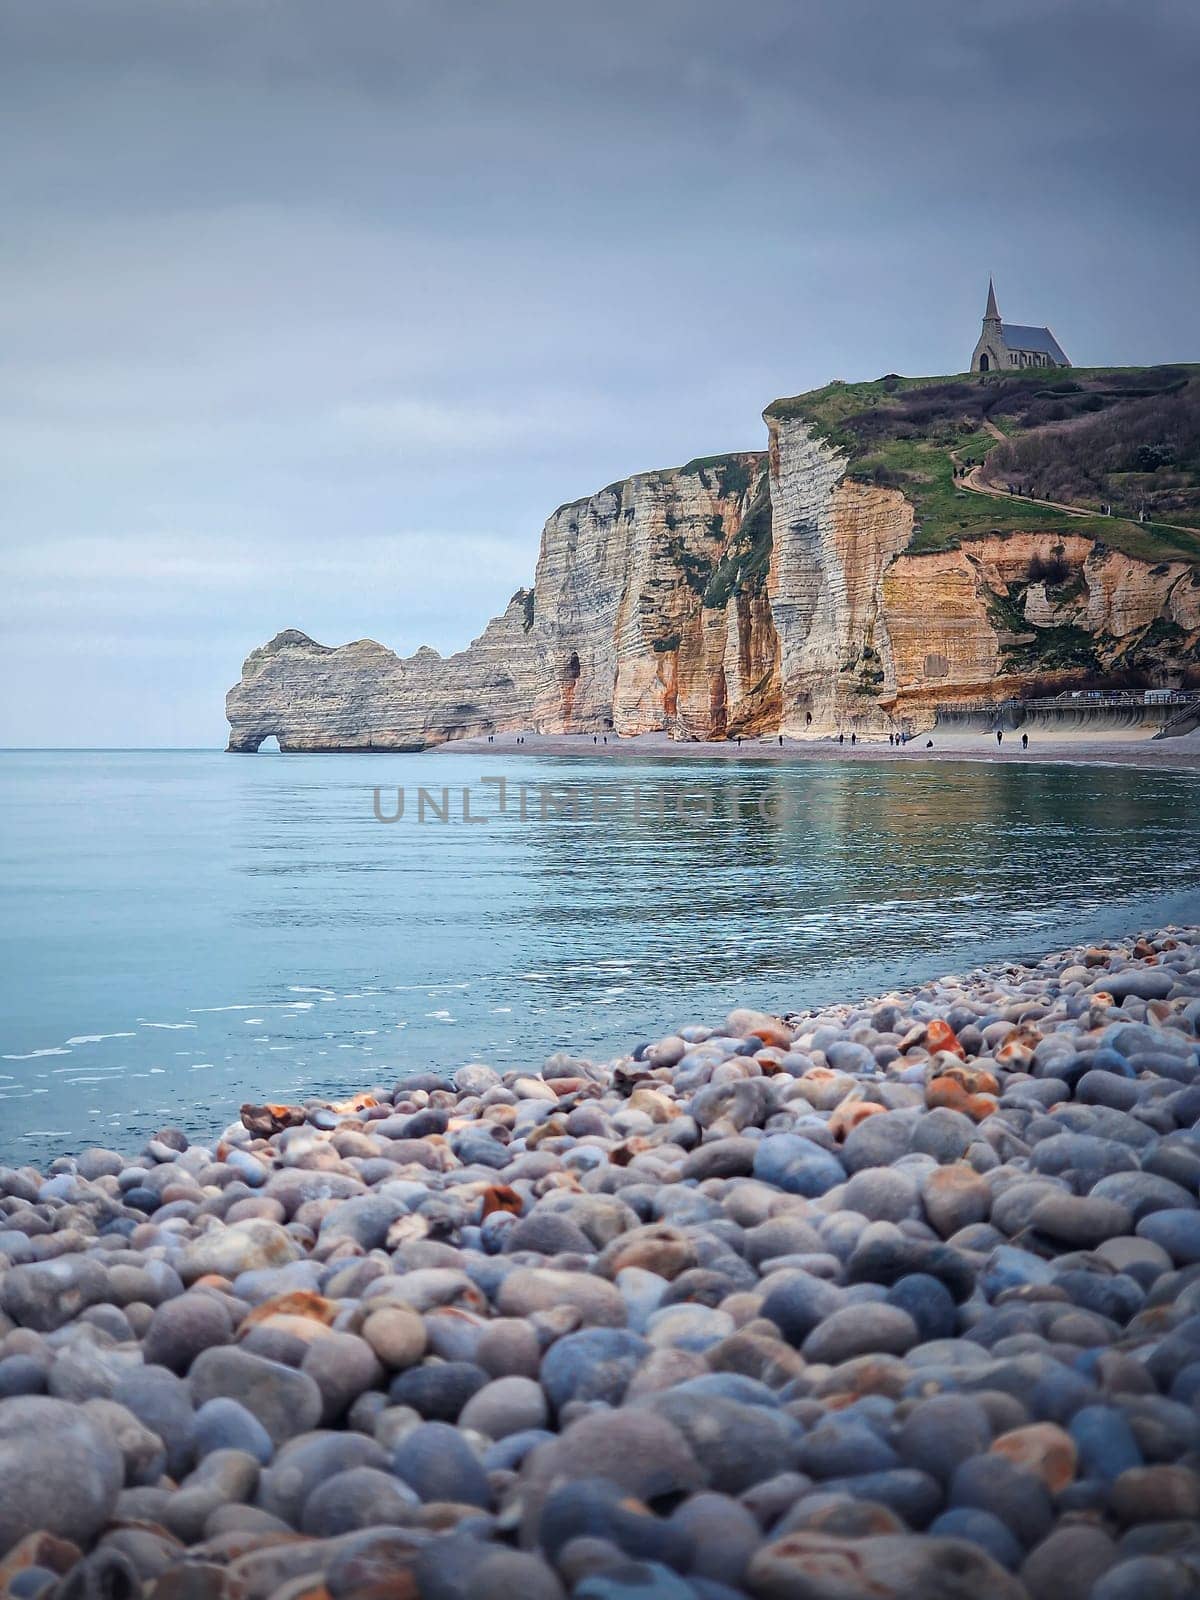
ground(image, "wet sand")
xmin=442 ymin=728 xmax=1200 ymax=770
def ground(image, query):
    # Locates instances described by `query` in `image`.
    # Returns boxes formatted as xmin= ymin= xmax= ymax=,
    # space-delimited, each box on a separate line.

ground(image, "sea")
xmin=2 ymin=748 xmax=1198 ymax=1165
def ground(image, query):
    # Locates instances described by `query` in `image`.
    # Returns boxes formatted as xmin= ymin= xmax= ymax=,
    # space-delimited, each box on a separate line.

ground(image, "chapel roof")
xmin=1001 ymin=323 xmax=1070 ymax=364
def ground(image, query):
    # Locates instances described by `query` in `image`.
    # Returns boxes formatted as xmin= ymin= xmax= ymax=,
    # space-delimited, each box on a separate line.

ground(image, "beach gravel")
xmin=1 ymin=924 xmax=1200 ymax=1596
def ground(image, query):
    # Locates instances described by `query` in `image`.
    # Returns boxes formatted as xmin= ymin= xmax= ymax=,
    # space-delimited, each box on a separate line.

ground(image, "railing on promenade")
xmin=936 ymin=691 xmax=1200 ymax=716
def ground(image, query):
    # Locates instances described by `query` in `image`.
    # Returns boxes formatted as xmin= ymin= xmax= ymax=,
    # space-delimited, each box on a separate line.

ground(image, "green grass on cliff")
xmin=765 ymin=366 xmax=1200 ymax=564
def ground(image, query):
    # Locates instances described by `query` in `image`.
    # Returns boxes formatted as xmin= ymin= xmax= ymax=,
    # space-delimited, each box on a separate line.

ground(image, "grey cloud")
xmin=1 ymin=0 xmax=1197 ymax=744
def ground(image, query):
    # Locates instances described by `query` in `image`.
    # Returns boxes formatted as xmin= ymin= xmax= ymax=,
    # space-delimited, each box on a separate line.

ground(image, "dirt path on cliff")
xmin=955 ymin=427 xmax=1200 ymax=536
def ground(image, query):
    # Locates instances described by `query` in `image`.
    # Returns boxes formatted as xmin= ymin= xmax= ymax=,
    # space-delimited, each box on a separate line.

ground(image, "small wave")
xmin=139 ymin=1022 xmax=197 ymax=1031
xmin=392 ymin=982 xmax=470 ymax=993
xmin=51 ymin=1064 xmax=126 ymax=1076
xmin=3 ymin=1047 xmax=71 ymax=1060
xmin=65 ymin=1032 xmax=136 ymax=1044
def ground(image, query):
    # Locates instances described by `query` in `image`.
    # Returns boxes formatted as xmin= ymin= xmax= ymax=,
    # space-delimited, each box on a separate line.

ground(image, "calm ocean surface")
xmin=2 ymin=749 xmax=1198 ymax=1164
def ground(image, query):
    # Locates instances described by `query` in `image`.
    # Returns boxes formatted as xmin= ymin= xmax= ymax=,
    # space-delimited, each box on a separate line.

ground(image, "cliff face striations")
xmin=227 ymin=367 xmax=1200 ymax=749
xmin=227 ymin=455 xmax=778 ymax=750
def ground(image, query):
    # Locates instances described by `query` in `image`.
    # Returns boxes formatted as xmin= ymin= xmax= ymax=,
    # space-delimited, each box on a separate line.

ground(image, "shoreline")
xmin=436 ymin=728 xmax=1200 ymax=770
xmin=1 ymin=922 xmax=1199 ymax=1594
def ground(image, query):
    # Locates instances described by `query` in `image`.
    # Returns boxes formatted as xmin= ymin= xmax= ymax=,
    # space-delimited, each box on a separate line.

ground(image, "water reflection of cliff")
xmin=505 ymin=760 xmax=1200 ymax=1012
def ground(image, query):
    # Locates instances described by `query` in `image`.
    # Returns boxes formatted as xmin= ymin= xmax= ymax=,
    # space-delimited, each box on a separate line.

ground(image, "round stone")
xmin=921 ymin=1164 xmax=990 ymax=1237
xmin=301 ymin=1332 xmax=383 ymax=1423
xmin=949 ymin=1453 xmax=1054 ymax=1546
xmin=842 ymin=1168 xmax=921 ymax=1223
xmin=760 ymin=1274 xmax=842 ymax=1347
xmin=752 ymin=1135 xmax=846 ymax=1198
xmin=1136 ymin=1210 xmax=1200 ymax=1266
xmin=361 ymin=1308 xmax=428 ymax=1370
xmin=896 ymin=1394 xmax=992 ymax=1486
xmin=191 ymin=1397 xmax=274 ymax=1465
xmin=0 ymin=1256 xmax=109 ymax=1332
xmin=1018 ymin=1524 xmax=1118 ymax=1600
xmin=801 ymin=1304 xmax=919 ymax=1364
xmin=177 ymin=1219 xmax=303 ymax=1283
xmin=458 ymin=1376 xmax=548 ymax=1439
xmin=142 ymin=1293 xmax=233 ymax=1375
xmin=1108 ymin=1465 xmax=1200 ymax=1524
xmin=188 ymin=1346 xmax=322 ymax=1446
xmin=0 ymin=1397 xmax=123 ymax=1553
xmin=886 ymin=1274 xmax=957 ymax=1342
xmin=475 ymin=1318 xmax=542 ymax=1379
xmin=1029 ymin=1194 xmax=1133 ymax=1250
xmin=112 ymin=1367 xmax=196 ymax=1480
xmin=1067 ymin=1406 xmax=1142 ymax=1483
xmin=668 ymin=1492 xmax=760 ymax=1587
xmin=928 ymin=1509 xmax=1023 ymax=1571
xmin=539 ymin=1329 xmax=649 ymax=1413
xmin=388 ymin=1360 xmax=488 ymax=1422
xmin=496 ymin=1268 xmax=626 ymax=1327
xmin=392 ymin=1421 xmax=490 ymax=1508
xmin=300 ymin=1467 xmax=420 ymax=1537
xmin=990 ymin=1424 xmax=1077 ymax=1493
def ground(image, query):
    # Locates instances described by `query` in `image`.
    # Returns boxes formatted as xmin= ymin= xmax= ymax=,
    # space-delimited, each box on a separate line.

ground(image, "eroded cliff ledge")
xmin=227 ymin=367 xmax=1200 ymax=749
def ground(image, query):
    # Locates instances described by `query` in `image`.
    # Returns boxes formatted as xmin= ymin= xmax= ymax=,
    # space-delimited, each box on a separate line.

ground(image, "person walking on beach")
xmin=1022 ymin=733 xmax=1029 ymax=750
xmin=838 ymin=732 xmax=844 ymax=745
xmin=850 ymin=732 xmax=856 ymax=745
xmin=996 ymin=730 xmax=1003 ymax=747
xmin=778 ymin=735 xmax=783 ymax=747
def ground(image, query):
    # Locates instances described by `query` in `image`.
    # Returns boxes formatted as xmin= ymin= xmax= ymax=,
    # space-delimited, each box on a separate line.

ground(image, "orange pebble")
xmin=924 ymin=1019 xmax=965 ymax=1059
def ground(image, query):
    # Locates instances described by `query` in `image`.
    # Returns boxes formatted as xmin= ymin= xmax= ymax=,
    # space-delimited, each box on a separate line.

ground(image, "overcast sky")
xmin=3 ymin=0 xmax=1198 ymax=746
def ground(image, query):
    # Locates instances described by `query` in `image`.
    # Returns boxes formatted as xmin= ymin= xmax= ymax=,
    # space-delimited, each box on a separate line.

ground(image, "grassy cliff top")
xmin=764 ymin=366 xmax=1200 ymax=562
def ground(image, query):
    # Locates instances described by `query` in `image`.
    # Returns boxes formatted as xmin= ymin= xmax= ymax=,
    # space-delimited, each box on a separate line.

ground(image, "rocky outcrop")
xmin=881 ymin=536 xmax=1200 ymax=721
xmin=227 ymin=383 xmax=1199 ymax=750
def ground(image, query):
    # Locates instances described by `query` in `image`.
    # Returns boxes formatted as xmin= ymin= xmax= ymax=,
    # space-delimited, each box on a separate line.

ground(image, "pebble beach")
xmin=2 ymin=928 xmax=1200 ymax=1600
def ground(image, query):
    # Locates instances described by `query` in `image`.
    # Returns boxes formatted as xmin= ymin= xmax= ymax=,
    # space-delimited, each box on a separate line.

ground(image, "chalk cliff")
xmin=227 ymin=455 xmax=778 ymax=750
xmin=227 ymin=368 xmax=1200 ymax=749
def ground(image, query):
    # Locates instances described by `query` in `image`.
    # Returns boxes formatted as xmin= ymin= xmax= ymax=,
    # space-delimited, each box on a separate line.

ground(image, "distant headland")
xmin=227 ymin=345 xmax=1200 ymax=753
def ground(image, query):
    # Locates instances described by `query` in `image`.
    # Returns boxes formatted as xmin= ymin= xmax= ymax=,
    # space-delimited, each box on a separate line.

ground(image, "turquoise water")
xmin=2 ymin=749 xmax=1198 ymax=1164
